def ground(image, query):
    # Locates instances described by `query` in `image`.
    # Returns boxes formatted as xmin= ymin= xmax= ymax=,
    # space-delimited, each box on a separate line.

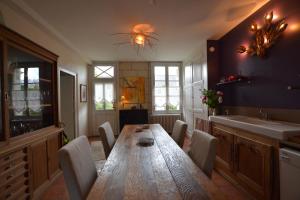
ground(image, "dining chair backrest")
xmin=98 ymin=122 xmax=116 ymax=158
xmin=171 ymin=120 xmax=188 ymax=148
xmin=188 ymin=130 xmax=217 ymax=178
xmin=58 ymin=136 xmax=97 ymax=200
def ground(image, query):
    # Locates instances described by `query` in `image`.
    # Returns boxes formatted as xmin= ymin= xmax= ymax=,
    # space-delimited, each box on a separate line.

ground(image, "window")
xmin=94 ymin=66 xmax=114 ymax=78
xmin=93 ymin=65 xmax=115 ymax=110
xmin=152 ymin=63 xmax=181 ymax=113
xmin=12 ymin=67 xmax=42 ymax=117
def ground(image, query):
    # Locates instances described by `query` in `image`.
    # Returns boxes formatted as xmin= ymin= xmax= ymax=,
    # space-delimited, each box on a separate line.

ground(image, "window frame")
xmin=11 ymin=65 xmax=43 ymax=118
xmin=151 ymin=62 xmax=182 ymax=115
xmin=92 ymin=64 xmax=116 ymax=112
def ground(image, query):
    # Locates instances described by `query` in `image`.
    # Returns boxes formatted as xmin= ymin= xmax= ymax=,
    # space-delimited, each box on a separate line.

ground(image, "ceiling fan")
xmin=112 ymin=24 xmax=159 ymax=54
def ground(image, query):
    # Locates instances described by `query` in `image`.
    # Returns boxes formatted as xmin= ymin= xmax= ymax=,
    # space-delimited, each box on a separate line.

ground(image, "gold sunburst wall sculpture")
xmin=237 ymin=11 xmax=288 ymax=58
xmin=112 ymin=24 xmax=158 ymax=54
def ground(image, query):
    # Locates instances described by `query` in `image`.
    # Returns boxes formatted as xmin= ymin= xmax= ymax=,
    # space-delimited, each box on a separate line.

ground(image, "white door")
xmin=91 ymin=64 xmax=117 ymax=135
xmin=183 ymin=64 xmax=194 ymax=135
xmin=182 ymin=62 xmax=206 ymax=135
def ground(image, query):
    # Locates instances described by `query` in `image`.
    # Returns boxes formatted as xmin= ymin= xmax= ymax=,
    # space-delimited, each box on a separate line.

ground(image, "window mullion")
xmin=103 ymin=83 xmax=106 ymax=110
xmin=166 ymin=66 xmax=169 ymax=112
xmin=25 ymin=67 xmax=29 ymax=117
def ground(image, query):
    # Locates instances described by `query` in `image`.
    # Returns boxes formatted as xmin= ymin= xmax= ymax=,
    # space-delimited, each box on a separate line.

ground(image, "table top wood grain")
xmin=88 ymin=124 xmax=226 ymax=200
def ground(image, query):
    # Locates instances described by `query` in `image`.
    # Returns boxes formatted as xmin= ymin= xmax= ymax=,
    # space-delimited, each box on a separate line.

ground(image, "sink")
xmin=209 ymin=115 xmax=300 ymax=140
xmin=226 ymin=115 xmax=281 ymax=125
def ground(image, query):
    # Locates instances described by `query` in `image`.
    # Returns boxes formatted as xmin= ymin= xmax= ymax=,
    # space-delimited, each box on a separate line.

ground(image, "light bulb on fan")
xmin=135 ymin=34 xmax=145 ymax=46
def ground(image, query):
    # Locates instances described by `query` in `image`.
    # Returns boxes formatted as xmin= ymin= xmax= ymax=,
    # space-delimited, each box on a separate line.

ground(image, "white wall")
xmin=0 ymin=2 xmax=89 ymax=136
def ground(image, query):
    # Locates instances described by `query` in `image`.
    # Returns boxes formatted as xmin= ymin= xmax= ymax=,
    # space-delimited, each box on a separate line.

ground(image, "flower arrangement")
xmin=201 ymin=89 xmax=223 ymax=109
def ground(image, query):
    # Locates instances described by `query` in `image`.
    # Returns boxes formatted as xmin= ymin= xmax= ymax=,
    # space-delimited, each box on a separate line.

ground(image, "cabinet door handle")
xmin=235 ymin=147 xmax=238 ymax=161
xmin=5 ymin=92 xmax=9 ymax=101
xmin=5 ymin=184 xmax=12 ymax=189
xmin=230 ymin=145 xmax=234 ymax=162
xmin=250 ymin=145 xmax=260 ymax=154
xmin=6 ymin=174 xmax=14 ymax=180
xmin=4 ymin=155 xmax=11 ymax=161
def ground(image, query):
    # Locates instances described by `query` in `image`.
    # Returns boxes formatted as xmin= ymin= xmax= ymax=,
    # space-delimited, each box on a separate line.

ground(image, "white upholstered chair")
xmin=188 ymin=130 xmax=218 ymax=178
xmin=58 ymin=136 xmax=98 ymax=200
xmin=98 ymin=122 xmax=116 ymax=158
xmin=171 ymin=120 xmax=188 ymax=148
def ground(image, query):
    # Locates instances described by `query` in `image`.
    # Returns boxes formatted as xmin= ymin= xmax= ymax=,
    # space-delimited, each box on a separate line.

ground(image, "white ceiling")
xmin=17 ymin=0 xmax=268 ymax=62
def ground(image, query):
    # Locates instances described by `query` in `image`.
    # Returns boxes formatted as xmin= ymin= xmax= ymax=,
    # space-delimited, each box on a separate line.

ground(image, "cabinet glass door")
xmin=7 ymin=45 xmax=54 ymax=137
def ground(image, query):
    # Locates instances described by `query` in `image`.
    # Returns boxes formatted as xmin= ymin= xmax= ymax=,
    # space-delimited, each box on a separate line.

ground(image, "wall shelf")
xmin=287 ymin=86 xmax=300 ymax=90
xmin=216 ymin=78 xmax=251 ymax=87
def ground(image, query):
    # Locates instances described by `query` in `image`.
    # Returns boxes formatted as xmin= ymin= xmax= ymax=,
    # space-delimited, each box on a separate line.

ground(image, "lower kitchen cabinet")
xmin=235 ymin=136 xmax=272 ymax=200
xmin=212 ymin=126 xmax=234 ymax=173
xmin=0 ymin=127 xmax=63 ymax=199
xmin=47 ymin=134 xmax=61 ymax=179
xmin=0 ymin=147 xmax=32 ymax=199
xmin=31 ymin=140 xmax=48 ymax=191
xmin=31 ymin=129 xmax=63 ymax=197
xmin=212 ymin=123 xmax=278 ymax=200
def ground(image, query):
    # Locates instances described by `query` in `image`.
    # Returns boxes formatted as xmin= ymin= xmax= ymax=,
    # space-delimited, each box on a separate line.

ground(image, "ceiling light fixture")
xmin=112 ymin=24 xmax=158 ymax=54
xmin=237 ymin=11 xmax=288 ymax=58
xmin=134 ymin=34 xmax=146 ymax=46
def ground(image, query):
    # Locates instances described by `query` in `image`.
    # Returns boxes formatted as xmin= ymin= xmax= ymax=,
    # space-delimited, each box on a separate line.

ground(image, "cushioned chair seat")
xmin=171 ymin=120 xmax=188 ymax=148
xmin=188 ymin=130 xmax=217 ymax=178
xmin=59 ymin=136 xmax=98 ymax=200
xmin=98 ymin=122 xmax=116 ymax=158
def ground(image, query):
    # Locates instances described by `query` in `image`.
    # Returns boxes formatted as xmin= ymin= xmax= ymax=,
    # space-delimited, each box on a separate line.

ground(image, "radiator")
xmin=150 ymin=114 xmax=181 ymax=133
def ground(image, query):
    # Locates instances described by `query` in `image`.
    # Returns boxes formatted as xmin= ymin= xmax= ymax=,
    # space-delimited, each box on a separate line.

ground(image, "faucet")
xmin=224 ymin=109 xmax=229 ymax=115
xmin=259 ymin=107 xmax=269 ymax=120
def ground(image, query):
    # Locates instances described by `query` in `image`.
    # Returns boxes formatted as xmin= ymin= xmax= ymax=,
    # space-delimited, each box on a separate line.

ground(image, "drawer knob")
xmin=6 ymin=174 xmax=14 ymax=180
xmin=5 ymin=184 xmax=12 ymax=189
xmin=4 ymin=156 xmax=11 ymax=161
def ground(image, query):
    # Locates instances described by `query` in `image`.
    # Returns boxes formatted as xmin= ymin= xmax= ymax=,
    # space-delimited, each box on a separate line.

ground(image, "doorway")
xmin=91 ymin=63 xmax=118 ymax=135
xmin=59 ymin=69 xmax=77 ymax=140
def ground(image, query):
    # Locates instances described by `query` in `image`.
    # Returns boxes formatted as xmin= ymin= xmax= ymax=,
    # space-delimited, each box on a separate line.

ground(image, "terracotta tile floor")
xmin=42 ymin=135 xmax=252 ymax=200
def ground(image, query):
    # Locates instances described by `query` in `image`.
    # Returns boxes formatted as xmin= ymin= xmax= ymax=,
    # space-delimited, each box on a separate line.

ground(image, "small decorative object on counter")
xmin=201 ymin=89 xmax=224 ymax=116
xmin=221 ymin=75 xmax=247 ymax=83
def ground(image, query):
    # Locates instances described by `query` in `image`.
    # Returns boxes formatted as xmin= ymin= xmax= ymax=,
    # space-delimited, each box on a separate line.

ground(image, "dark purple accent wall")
xmin=219 ymin=0 xmax=300 ymax=109
xmin=207 ymin=40 xmax=220 ymax=89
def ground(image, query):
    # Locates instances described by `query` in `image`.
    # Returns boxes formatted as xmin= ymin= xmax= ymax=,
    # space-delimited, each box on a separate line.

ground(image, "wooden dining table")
xmin=88 ymin=124 xmax=226 ymax=200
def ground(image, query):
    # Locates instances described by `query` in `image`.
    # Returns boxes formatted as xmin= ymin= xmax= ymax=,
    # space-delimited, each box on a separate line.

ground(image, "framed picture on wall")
xmin=80 ymin=84 xmax=87 ymax=102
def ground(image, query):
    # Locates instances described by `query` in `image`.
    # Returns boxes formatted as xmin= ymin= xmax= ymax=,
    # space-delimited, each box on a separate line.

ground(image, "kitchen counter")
xmin=209 ymin=115 xmax=300 ymax=140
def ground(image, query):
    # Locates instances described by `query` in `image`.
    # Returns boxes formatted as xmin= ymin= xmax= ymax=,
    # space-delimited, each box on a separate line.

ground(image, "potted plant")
xmin=201 ymin=89 xmax=223 ymax=116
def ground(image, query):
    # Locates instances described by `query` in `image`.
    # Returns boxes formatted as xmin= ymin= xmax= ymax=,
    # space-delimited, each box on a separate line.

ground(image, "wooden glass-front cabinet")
xmin=7 ymin=45 xmax=55 ymax=137
xmin=0 ymin=25 xmax=63 ymax=199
